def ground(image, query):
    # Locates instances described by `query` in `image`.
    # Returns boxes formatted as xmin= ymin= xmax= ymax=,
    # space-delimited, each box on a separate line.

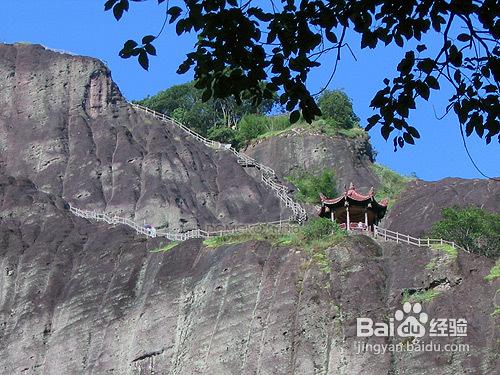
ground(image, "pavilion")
xmin=318 ymin=183 xmax=388 ymax=231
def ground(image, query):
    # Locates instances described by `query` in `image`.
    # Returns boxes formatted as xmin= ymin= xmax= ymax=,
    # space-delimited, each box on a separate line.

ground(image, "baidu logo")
xmin=356 ymin=302 xmax=467 ymax=338
xmin=395 ymin=302 xmax=428 ymax=337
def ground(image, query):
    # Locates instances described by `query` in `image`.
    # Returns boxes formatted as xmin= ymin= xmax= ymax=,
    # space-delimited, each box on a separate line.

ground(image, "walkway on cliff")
xmin=69 ymin=103 xmax=463 ymax=254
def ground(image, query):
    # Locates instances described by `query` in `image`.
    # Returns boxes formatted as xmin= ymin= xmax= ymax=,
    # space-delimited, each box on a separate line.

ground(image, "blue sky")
xmin=1 ymin=0 xmax=498 ymax=181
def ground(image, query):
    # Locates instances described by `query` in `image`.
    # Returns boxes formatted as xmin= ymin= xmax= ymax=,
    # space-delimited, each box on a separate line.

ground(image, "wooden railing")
xmin=131 ymin=103 xmax=307 ymax=223
xmin=373 ymin=225 xmax=466 ymax=252
xmin=70 ymin=205 xmax=298 ymax=241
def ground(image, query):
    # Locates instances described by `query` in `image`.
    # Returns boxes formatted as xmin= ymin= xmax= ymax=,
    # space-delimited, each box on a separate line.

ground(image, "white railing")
xmin=70 ymin=205 xmax=298 ymax=241
xmin=130 ymin=103 xmax=307 ymax=223
xmin=373 ymin=225 xmax=467 ymax=252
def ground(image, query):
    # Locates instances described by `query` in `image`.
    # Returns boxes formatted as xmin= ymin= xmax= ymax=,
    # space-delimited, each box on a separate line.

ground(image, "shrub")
xmin=430 ymin=206 xmax=500 ymax=258
xmin=299 ymin=218 xmax=343 ymax=241
xmin=207 ymin=126 xmax=241 ymax=148
xmin=485 ymin=261 xmax=500 ymax=282
xmin=286 ymin=170 xmax=337 ymax=204
xmin=430 ymin=243 xmax=458 ymax=258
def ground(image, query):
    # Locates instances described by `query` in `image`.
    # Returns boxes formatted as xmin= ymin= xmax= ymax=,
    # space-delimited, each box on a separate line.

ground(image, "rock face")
xmin=243 ymin=129 xmax=379 ymax=193
xmin=0 ymin=175 xmax=498 ymax=374
xmin=0 ymin=43 xmax=284 ymax=231
xmin=384 ymin=178 xmax=500 ymax=236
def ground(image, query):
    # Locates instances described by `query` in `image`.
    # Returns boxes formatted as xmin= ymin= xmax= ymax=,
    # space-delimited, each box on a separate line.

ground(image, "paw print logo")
xmin=395 ymin=302 xmax=428 ymax=338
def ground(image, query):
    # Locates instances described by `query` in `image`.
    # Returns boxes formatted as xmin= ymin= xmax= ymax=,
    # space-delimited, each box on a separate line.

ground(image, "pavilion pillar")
xmin=331 ymin=209 xmax=335 ymax=222
xmin=364 ymin=209 xmax=369 ymax=231
xmin=346 ymin=205 xmax=350 ymax=231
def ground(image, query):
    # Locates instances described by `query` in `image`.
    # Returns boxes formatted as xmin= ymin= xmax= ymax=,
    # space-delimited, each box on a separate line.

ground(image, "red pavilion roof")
xmin=319 ymin=184 xmax=388 ymax=207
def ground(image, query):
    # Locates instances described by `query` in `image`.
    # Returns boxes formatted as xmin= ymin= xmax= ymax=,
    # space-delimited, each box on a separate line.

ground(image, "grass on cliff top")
xmin=203 ymin=218 xmax=346 ymax=253
xmin=402 ymin=289 xmax=441 ymax=304
xmin=285 ymin=169 xmax=338 ymax=204
xmin=485 ymin=261 xmax=500 ymax=282
xmin=371 ymin=164 xmax=414 ymax=206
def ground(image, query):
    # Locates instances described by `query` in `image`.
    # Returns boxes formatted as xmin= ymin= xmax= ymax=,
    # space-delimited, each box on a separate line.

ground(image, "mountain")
xmin=0 ymin=43 xmax=498 ymax=374
xmin=0 ymin=43 xmax=285 ymax=232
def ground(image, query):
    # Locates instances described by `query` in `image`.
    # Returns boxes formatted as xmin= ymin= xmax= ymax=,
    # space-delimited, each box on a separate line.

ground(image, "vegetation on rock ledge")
xmin=484 ymin=261 xmax=500 ymax=282
xmin=403 ymin=289 xmax=441 ymax=304
xmin=430 ymin=206 xmax=500 ymax=258
xmin=204 ymin=218 xmax=345 ymax=252
xmin=371 ymin=164 xmax=413 ymax=206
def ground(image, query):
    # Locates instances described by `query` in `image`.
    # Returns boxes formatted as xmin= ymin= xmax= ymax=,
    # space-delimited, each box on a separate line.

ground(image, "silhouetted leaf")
xmin=167 ymin=6 xmax=182 ymax=23
xmin=138 ymin=50 xmax=149 ymax=70
xmin=403 ymin=132 xmax=414 ymax=144
xmin=416 ymin=44 xmax=427 ymax=52
xmin=142 ymin=35 xmax=155 ymax=44
xmin=104 ymin=0 xmax=118 ymax=11
xmin=425 ymin=76 xmax=439 ymax=90
xmin=457 ymin=33 xmax=471 ymax=42
xmin=416 ymin=81 xmax=430 ymax=100
xmin=407 ymin=126 xmax=420 ymax=138
xmin=144 ymin=43 xmax=157 ymax=56
xmin=290 ymin=110 xmax=300 ymax=124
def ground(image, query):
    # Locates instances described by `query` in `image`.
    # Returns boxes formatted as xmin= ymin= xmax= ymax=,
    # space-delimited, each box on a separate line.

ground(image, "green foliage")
xmin=136 ymin=81 xmax=277 ymax=136
xmin=371 ymin=164 xmax=412 ymax=206
xmin=207 ymin=126 xmax=241 ymax=148
xmin=136 ymin=82 xmax=217 ymax=135
xmin=237 ymin=113 xmax=292 ymax=143
xmin=299 ymin=218 xmax=343 ymax=241
xmin=485 ymin=261 xmax=500 ymax=282
xmin=108 ymin=0 xmax=498 ymax=147
xmin=150 ymin=241 xmax=179 ymax=253
xmin=203 ymin=218 xmax=345 ymax=252
xmin=311 ymin=249 xmax=332 ymax=274
xmin=403 ymin=289 xmax=441 ymax=304
xmin=203 ymin=233 xmax=254 ymax=248
xmin=236 ymin=114 xmax=269 ymax=141
xmin=318 ymin=90 xmax=360 ymax=129
xmin=430 ymin=206 xmax=500 ymax=258
xmin=430 ymin=243 xmax=458 ymax=258
xmin=138 ymin=82 xmax=366 ymax=148
xmin=425 ymin=258 xmax=437 ymax=270
xmin=286 ymin=170 xmax=337 ymax=204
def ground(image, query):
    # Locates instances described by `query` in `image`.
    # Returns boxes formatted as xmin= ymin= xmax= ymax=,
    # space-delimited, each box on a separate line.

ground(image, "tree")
xmin=136 ymin=81 xmax=277 ymax=135
xmin=318 ymin=90 xmax=360 ymax=129
xmin=106 ymin=0 xmax=499 ymax=149
xmin=430 ymin=206 xmax=500 ymax=258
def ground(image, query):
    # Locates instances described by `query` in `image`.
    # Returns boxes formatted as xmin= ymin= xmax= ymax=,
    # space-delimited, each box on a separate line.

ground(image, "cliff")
xmin=0 ymin=43 xmax=284 ymax=232
xmin=385 ymin=177 xmax=500 ymax=236
xmin=0 ymin=175 xmax=498 ymax=374
xmin=243 ymin=129 xmax=379 ymax=193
